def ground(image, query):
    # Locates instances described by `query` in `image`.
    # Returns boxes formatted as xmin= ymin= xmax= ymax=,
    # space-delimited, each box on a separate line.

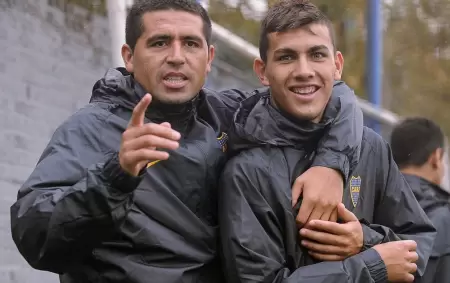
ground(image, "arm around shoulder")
xmin=311 ymin=81 xmax=363 ymax=181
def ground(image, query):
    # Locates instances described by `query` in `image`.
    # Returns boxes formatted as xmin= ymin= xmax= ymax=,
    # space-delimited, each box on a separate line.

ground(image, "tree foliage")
xmin=384 ymin=0 xmax=450 ymax=134
xmin=208 ymin=0 xmax=450 ymax=134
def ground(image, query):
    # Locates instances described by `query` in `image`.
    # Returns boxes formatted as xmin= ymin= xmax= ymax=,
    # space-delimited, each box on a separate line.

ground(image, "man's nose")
xmin=166 ymin=41 xmax=186 ymax=66
xmin=292 ymin=56 xmax=315 ymax=79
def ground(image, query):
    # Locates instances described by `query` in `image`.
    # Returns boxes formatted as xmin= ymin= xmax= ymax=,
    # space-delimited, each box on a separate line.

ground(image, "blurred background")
xmin=0 ymin=0 xmax=449 ymax=282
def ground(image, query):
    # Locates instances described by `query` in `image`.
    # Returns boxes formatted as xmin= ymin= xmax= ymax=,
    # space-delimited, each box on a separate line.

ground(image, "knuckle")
xmin=308 ymin=196 xmax=319 ymax=203
xmin=122 ymin=130 xmax=130 ymax=140
xmin=325 ymin=201 xmax=335 ymax=208
xmin=120 ymin=142 xmax=131 ymax=154
xmin=344 ymin=242 xmax=352 ymax=250
xmin=331 ymin=199 xmax=340 ymax=206
xmin=402 ymin=262 xmax=410 ymax=269
xmin=317 ymin=198 xmax=333 ymax=208
xmin=146 ymin=122 xmax=157 ymax=132
xmin=342 ymin=247 xmax=350 ymax=255
xmin=294 ymin=177 xmax=304 ymax=185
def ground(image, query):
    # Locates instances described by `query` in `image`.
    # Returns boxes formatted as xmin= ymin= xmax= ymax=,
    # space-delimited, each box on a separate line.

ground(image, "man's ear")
xmin=206 ymin=44 xmax=215 ymax=73
xmin=253 ymin=58 xmax=270 ymax=86
xmin=122 ymin=44 xmax=134 ymax=72
xmin=430 ymin=148 xmax=444 ymax=169
xmin=334 ymin=51 xmax=344 ymax=80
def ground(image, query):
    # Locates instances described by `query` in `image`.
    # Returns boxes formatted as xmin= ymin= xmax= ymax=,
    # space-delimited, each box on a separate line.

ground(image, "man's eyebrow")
xmin=274 ymin=47 xmax=297 ymax=54
xmin=182 ymin=35 xmax=203 ymax=42
xmin=309 ymin=45 xmax=330 ymax=53
xmin=146 ymin=34 xmax=172 ymax=43
xmin=145 ymin=34 xmax=204 ymax=44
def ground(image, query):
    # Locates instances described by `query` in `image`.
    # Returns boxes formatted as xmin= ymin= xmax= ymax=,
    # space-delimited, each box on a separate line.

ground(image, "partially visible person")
xmin=391 ymin=117 xmax=450 ymax=283
xmin=218 ymin=1 xmax=436 ymax=282
xmin=9 ymin=0 xmax=366 ymax=282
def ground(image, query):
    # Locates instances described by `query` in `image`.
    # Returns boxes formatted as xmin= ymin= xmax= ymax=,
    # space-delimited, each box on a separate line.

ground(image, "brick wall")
xmin=0 ymin=0 xmax=111 ymax=282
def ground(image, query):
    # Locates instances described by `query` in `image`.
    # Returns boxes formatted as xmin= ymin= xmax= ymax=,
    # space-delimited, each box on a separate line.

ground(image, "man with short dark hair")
xmin=10 ymin=0 xmax=366 ymax=282
xmin=391 ymin=117 xmax=450 ymax=283
xmin=219 ymin=1 xmax=436 ymax=282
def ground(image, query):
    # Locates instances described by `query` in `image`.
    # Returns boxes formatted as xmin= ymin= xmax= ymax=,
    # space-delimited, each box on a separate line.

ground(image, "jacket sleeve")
xmin=414 ymin=202 xmax=450 ymax=283
xmin=10 ymin=106 xmax=140 ymax=273
xmin=218 ymin=156 xmax=387 ymax=283
xmin=311 ymin=81 xmax=363 ymax=182
xmin=369 ymin=139 xmax=437 ymax=276
xmin=360 ymin=222 xmax=397 ymax=251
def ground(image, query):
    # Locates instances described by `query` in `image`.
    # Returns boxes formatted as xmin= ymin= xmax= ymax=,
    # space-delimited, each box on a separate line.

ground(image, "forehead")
xmin=268 ymin=24 xmax=333 ymax=51
xmin=140 ymin=10 xmax=205 ymax=38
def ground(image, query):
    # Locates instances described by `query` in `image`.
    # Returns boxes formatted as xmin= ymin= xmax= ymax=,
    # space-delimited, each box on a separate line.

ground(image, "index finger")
xmin=129 ymin=94 xmax=152 ymax=127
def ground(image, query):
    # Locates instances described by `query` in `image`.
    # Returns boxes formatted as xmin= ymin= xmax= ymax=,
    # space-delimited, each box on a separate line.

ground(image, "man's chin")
xmin=153 ymin=92 xmax=198 ymax=105
xmin=289 ymin=109 xmax=323 ymax=123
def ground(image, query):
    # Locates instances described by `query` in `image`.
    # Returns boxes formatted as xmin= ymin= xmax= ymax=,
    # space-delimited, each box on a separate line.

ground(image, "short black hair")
xmin=125 ymin=0 xmax=212 ymax=51
xmin=391 ymin=117 xmax=445 ymax=168
xmin=259 ymin=0 xmax=336 ymax=62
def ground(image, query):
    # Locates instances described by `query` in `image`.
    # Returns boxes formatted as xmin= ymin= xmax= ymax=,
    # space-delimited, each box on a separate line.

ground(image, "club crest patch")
xmin=217 ymin=132 xmax=228 ymax=152
xmin=350 ymin=176 xmax=361 ymax=208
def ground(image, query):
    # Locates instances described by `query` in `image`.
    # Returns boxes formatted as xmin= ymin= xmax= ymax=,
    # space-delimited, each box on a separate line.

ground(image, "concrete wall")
xmin=0 ymin=0 xmax=113 ymax=282
xmin=0 ymin=1 xmax=257 ymax=282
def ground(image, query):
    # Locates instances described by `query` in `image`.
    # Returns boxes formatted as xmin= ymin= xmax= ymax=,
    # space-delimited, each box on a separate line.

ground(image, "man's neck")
xmin=269 ymin=96 xmax=323 ymax=124
xmin=401 ymin=167 xmax=439 ymax=186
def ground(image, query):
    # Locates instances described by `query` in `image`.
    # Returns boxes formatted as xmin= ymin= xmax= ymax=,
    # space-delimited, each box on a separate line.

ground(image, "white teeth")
xmin=292 ymin=86 xmax=316 ymax=94
xmin=164 ymin=77 xmax=185 ymax=81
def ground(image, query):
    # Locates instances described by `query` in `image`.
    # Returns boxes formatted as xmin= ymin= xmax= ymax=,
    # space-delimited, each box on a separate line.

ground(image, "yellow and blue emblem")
xmin=350 ymin=176 xmax=361 ymax=208
xmin=217 ymin=132 xmax=228 ymax=152
xmin=146 ymin=159 xmax=161 ymax=168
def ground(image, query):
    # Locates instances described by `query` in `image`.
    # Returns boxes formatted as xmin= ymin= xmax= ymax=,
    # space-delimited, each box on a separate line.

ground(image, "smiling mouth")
xmin=288 ymin=86 xmax=319 ymax=95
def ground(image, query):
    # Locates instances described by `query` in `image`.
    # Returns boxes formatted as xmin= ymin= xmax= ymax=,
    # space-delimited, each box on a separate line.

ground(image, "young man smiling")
xmin=219 ymin=1 xmax=436 ymax=282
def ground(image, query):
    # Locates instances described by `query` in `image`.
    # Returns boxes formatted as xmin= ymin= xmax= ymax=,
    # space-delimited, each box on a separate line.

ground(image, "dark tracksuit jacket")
xmin=10 ymin=68 xmax=363 ymax=283
xmin=219 ymin=92 xmax=436 ymax=283
xmin=403 ymin=174 xmax=450 ymax=283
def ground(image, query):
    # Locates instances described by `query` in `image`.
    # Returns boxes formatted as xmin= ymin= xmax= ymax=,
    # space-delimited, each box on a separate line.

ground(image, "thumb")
xmin=337 ymin=203 xmax=358 ymax=222
xmin=292 ymin=177 xmax=304 ymax=207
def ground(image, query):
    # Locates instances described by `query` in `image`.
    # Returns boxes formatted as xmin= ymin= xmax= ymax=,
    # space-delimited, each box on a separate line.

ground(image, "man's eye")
xmin=312 ymin=52 xmax=326 ymax=59
xmin=185 ymin=41 xmax=199 ymax=48
xmin=278 ymin=55 xmax=293 ymax=61
xmin=151 ymin=41 xmax=167 ymax=47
